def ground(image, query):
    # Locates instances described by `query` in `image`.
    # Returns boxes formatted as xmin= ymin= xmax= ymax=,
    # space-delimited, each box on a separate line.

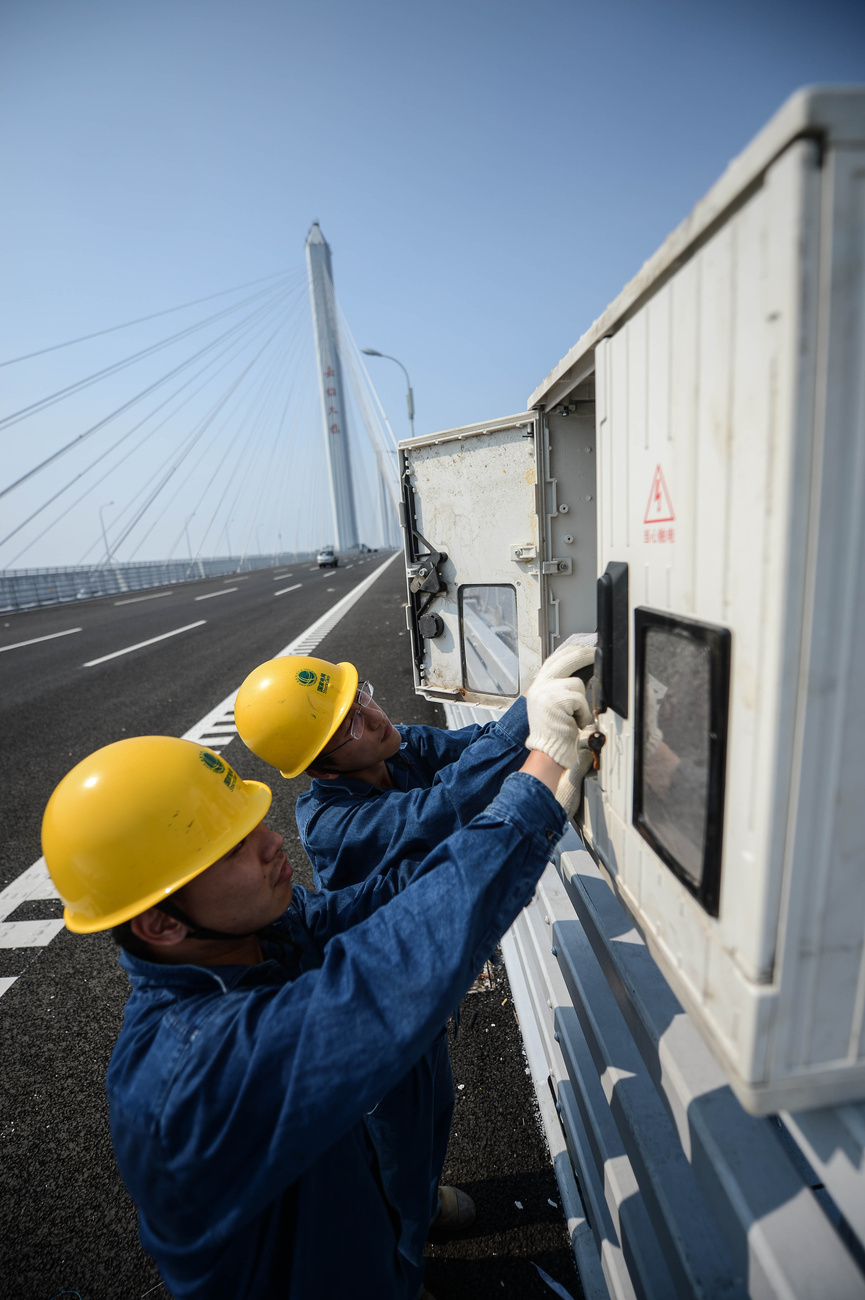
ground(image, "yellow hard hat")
xmin=41 ymin=736 xmax=272 ymax=934
xmin=234 ymin=655 xmax=359 ymax=778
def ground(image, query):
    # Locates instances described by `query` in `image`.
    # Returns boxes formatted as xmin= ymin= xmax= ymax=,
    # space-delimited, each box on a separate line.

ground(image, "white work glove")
xmin=532 ymin=638 xmax=596 ymax=685
xmin=555 ymin=723 xmax=597 ymax=817
xmin=526 ymin=675 xmax=593 ymax=768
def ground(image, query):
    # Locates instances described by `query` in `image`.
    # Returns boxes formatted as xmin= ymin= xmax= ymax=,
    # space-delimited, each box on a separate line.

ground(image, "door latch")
xmin=511 ymin=543 xmax=538 ymax=563
xmin=406 ymin=528 xmax=447 ymax=596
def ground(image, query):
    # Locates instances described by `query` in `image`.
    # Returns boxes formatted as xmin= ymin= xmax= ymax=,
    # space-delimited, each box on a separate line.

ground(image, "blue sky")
xmin=1 ymin=0 xmax=863 ymax=564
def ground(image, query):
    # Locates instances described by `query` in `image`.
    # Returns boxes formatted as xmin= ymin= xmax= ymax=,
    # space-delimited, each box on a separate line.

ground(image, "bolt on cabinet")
xmin=400 ymin=86 xmax=865 ymax=1116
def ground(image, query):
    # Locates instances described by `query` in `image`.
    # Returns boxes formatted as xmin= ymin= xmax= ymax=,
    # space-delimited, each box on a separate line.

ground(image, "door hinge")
xmin=511 ymin=543 xmax=538 ymax=563
xmin=542 ymin=558 xmax=573 ymax=575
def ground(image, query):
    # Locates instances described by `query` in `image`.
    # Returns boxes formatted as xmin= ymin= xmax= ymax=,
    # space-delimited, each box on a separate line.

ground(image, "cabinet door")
xmin=399 ymin=412 xmax=548 ymax=706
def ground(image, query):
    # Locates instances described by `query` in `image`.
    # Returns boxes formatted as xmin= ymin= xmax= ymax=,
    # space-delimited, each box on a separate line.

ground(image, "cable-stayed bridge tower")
xmin=305 ymin=222 xmax=359 ymax=551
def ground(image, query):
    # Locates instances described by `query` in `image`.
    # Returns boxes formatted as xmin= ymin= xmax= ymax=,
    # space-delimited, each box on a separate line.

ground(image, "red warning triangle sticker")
xmin=644 ymin=464 xmax=675 ymax=523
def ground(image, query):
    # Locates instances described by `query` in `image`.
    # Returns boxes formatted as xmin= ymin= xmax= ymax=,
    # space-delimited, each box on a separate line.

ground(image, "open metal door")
xmin=399 ymin=412 xmax=552 ymax=707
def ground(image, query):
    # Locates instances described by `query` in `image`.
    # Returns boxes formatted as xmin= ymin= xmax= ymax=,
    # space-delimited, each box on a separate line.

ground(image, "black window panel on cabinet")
xmin=633 ymin=608 xmax=731 ymax=916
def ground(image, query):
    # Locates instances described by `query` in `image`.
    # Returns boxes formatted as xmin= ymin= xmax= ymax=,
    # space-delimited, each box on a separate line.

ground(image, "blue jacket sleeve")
xmin=299 ymin=696 xmax=530 ymax=889
xmin=115 ymin=772 xmax=564 ymax=1237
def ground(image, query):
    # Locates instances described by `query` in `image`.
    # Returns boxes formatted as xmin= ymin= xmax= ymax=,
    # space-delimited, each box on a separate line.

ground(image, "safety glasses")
xmin=322 ymin=681 xmax=377 ymax=757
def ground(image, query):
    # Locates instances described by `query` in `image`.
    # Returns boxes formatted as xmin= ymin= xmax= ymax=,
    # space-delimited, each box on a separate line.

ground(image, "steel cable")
xmin=0 ymin=267 xmax=301 ymax=369
xmin=0 ymin=287 xmax=299 ymax=552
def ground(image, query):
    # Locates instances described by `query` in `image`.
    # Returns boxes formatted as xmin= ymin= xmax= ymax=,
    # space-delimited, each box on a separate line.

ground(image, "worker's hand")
xmin=526 ymin=675 xmax=593 ymax=768
xmin=533 ymin=638 xmax=596 ymax=685
xmin=555 ymin=724 xmax=597 ymax=817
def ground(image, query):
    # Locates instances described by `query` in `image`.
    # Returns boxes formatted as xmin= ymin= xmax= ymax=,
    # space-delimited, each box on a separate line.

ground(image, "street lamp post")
xmin=361 ymin=349 xmax=415 ymax=438
xmin=99 ymin=501 xmax=114 ymax=564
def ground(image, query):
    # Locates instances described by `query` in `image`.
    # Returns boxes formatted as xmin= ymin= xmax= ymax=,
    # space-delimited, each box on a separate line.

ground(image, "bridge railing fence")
xmin=0 ymin=554 xmax=314 ymax=613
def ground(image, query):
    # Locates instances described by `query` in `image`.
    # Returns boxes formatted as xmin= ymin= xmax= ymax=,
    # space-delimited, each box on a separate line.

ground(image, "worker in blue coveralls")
xmin=233 ymin=642 xmax=595 ymax=1275
xmin=40 ymin=665 xmax=593 ymax=1300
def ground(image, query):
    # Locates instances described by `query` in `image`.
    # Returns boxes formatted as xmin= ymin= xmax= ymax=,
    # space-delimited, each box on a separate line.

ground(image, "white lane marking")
xmin=0 ymin=858 xmax=64 ymax=954
xmin=279 ymin=552 xmax=398 ymax=657
xmin=227 ymin=576 xmax=249 ymax=581
xmin=0 ymin=918 xmax=66 ymax=947
xmin=114 ymin=591 xmax=172 ymax=606
xmin=0 ymin=627 xmax=82 ymax=653
xmin=0 ymin=553 xmax=399 ymax=993
xmin=274 ymin=584 xmax=302 ymax=596
xmin=183 ymin=552 xmax=398 ymax=750
xmin=345 ymin=564 xmax=354 ymax=569
xmin=273 ymin=573 xmax=293 ymax=580
xmin=83 ymin=620 xmax=206 ymax=667
xmin=195 ymin=587 xmax=237 ymax=601
xmin=308 ymin=566 xmax=318 ymax=571
xmin=0 ymin=859 xmax=60 ymax=916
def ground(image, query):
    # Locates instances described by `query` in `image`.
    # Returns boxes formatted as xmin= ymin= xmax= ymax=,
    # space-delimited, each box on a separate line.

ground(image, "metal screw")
xmin=417 ymin=566 xmax=428 ymax=577
xmin=559 ymin=503 xmax=569 ymax=513
xmin=584 ymin=445 xmax=592 ymax=453
xmin=564 ymin=534 xmax=574 ymax=544
xmin=585 ymin=494 xmax=593 ymax=502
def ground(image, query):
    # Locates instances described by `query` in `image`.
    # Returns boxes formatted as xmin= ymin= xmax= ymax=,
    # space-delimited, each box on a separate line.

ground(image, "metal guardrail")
xmin=444 ymin=699 xmax=865 ymax=1300
xmin=0 ymin=553 xmax=315 ymax=613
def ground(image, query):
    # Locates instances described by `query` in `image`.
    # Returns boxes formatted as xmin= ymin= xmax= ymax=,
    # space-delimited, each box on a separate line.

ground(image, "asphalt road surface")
xmin=0 ymin=555 xmax=580 ymax=1300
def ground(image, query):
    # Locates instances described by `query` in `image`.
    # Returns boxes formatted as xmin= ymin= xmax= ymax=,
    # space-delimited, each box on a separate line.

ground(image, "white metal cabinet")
xmin=402 ymin=88 xmax=865 ymax=1115
xmin=534 ymin=88 xmax=865 ymax=1115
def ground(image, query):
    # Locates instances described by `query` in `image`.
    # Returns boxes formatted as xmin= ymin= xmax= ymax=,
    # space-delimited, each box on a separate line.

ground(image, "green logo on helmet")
xmin=199 ymin=751 xmax=226 ymax=775
xmin=296 ymin=669 xmax=317 ymax=687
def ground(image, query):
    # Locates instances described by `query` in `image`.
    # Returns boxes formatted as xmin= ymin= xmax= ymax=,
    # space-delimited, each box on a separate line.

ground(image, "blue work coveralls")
xmin=294 ymin=697 xmax=530 ymax=1272
xmin=296 ymin=696 xmax=529 ymax=891
xmin=107 ymin=774 xmax=565 ymax=1300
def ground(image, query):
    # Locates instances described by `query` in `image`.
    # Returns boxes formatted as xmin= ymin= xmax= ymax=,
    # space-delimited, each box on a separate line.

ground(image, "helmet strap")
xmin=158 ymin=897 xmax=261 ymax=942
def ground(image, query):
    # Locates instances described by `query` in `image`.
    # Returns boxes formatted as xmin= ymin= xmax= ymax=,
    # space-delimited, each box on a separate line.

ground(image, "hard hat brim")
xmin=62 ymin=778 xmax=273 ymax=933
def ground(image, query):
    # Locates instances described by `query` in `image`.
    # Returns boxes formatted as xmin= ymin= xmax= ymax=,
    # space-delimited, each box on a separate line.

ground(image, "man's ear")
xmin=130 ymin=907 xmax=189 ymax=948
xmin=306 ymin=765 xmax=338 ymax=781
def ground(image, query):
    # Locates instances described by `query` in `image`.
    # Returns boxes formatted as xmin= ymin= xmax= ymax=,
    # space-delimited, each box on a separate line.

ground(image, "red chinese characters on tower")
xmin=326 ymin=387 xmax=337 ymax=397
xmin=329 ymin=423 xmax=340 ymax=435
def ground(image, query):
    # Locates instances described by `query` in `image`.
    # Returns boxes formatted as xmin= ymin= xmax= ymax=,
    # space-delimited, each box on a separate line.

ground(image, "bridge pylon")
xmin=305 ymin=222 xmax=359 ymax=552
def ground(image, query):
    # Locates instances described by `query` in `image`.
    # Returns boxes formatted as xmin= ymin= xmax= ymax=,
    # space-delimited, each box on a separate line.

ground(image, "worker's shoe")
xmin=430 ymin=1184 xmax=476 ymax=1236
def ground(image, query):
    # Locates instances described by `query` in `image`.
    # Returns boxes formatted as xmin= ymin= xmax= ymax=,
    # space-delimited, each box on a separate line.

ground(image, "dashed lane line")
xmin=0 ymin=552 xmax=399 ymax=996
xmin=227 ymin=576 xmax=249 ymax=582
xmin=82 ymin=620 xmax=207 ymax=667
xmin=273 ymin=573 xmax=294 ymax=580
xmin=195 ymin=588 xmax=237 ymax=601
xmin=274 ymin=584 xmax=302 ymax=596
xmin=0 ymin=627 xmax=82 ymax=653
xmin=114 ymin=591 xmax=173 ymax=606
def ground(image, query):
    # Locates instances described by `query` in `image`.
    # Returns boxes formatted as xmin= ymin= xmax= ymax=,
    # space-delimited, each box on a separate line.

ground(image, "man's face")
xmin=177 ymin=820 xmax=292 ymax=933
xmin=315 ymin=693 xmax=402 ymax=773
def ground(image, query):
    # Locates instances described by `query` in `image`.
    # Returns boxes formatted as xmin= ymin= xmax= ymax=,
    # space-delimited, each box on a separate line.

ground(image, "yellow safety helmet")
xmin=41 ymin=736 xmax=272 ymax=934
xmin=234 ymin=655 xmax=359 ymax=778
